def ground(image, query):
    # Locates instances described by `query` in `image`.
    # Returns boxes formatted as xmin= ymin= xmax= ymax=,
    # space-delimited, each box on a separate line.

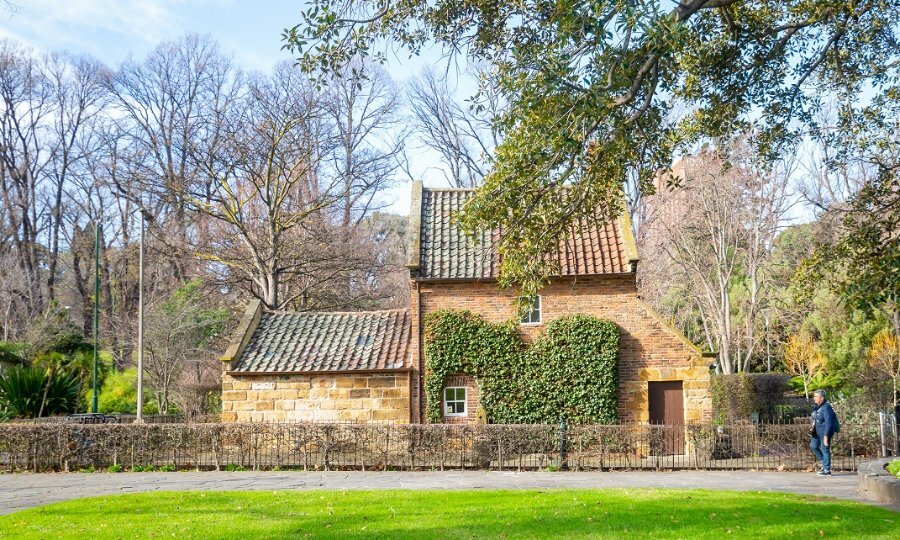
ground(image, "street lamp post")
xmin=91 ymin=223 xmax=100 ymax=413
xmin=136 ymin=213 xmax=145 ymax=424
xmin=762 ymin=308 xmax=771 ymax=373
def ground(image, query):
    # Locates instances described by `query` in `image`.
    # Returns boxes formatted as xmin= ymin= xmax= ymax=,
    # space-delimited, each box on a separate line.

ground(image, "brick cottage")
xmin=220 ymin=182 xmax=714 ymax=425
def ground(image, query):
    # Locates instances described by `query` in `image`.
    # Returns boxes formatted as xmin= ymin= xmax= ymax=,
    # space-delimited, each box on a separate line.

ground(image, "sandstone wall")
xmin=410 ymin=274 xmax=712 ymax=423
xmin=221 ymin=372 xmax=410 ymax=423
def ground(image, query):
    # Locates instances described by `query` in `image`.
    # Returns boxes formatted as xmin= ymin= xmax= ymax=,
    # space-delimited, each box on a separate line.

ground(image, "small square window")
xmin=520 ymin=295 xmax=541 ymax=325
xmin=443 ymin=387 xmax=467 ymax=417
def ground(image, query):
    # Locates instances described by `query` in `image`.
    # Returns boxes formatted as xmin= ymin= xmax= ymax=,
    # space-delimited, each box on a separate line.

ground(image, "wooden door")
xmin=648 ymin=381 xmax=685 ymax=455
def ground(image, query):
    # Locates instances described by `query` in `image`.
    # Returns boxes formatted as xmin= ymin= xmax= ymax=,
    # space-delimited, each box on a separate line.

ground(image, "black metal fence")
xmin=0 ymin=421 xmax=882 ymax=473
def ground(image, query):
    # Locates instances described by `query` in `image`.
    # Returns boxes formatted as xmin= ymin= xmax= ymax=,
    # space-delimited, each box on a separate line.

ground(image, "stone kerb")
xmin=857 ymin=458 xmax=900 ymax=505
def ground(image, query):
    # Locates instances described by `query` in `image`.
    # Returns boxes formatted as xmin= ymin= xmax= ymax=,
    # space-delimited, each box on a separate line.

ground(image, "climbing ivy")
xmin=423 ymin=310 xmax=619 ymax=424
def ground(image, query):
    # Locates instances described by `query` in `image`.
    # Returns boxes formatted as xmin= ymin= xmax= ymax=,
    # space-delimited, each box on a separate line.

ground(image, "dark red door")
xmin=648 ymin=381 xmax=685 ymax=455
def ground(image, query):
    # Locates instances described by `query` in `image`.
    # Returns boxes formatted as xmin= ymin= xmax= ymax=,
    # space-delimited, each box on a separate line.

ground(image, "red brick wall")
xmin=441 ymin=375 xmax=481 ymax=424
xmin=410 ymin=274 xmax=712 ymax=424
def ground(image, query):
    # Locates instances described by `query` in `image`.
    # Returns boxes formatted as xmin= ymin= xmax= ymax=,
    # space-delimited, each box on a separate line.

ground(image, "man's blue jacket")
xmin=811 ymin=400 xmax=838 ymax=439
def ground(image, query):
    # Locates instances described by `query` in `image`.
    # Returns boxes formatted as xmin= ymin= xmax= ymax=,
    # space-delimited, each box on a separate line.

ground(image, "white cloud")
xmin=0 ymin=0 xmax=205 ymax=60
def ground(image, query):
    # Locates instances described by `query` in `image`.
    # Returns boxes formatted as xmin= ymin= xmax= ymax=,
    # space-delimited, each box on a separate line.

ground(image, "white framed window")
xmin=520 ymin=295 xmax=541 ymax=325
xmin=443 ymin=387 xmax=467 ymax=417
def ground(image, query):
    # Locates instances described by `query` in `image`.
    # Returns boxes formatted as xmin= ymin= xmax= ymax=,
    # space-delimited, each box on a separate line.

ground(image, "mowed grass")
xmin=0 ymin=489 xmax=896 ymax=539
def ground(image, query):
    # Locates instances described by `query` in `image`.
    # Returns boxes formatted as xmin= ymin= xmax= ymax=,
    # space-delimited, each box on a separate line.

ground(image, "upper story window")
xmin=520 ymin=295 xmax=541 ymax=325
xmin=444 ymin=387 xmax=467 ymax=416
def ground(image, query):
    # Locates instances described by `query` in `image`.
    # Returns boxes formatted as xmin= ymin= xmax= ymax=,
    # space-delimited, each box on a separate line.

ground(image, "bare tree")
xmin=173 ymin=354 xmax=222 ymax=416
xmin=0 ymin=32 xmax=408 ymax=406
xmin=799 ymin=104 xmax=873 ymax=215
xmin=41 ymin=52 xmax=108 ymax=304
xmin=407 ymin=67 xmax=498 ymax=187
xmin=143 ymin=280 xmax=228 ymax=414
xmin=641 ymin=143 xmax=793 ymax=373
xmin=0 ymin=40 xmax=52 ymax=328
xmin=189 ymin=63 xmax=344 ymax=309
xmin=325 ymin=58 xmax=405 ymax=228
xmin=106 ymin=34 xmax=240 ymax=281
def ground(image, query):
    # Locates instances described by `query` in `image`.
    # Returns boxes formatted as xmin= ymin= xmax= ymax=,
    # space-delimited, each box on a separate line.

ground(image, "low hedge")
xmin=0 ymin=421 xmax=882 ymax=473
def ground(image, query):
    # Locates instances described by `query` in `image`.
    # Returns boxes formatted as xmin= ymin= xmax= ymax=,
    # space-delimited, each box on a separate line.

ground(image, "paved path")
xmin=0 ymin=470 xmax=893 ymax=515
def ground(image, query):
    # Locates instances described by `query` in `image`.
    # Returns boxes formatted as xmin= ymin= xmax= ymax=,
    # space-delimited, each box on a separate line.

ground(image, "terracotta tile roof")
xmin=231 ymin=309 xmax=412 ymax=373
xmin=415 ymin=187 xmax=634 ymax=280
xmin=419 ymin=189 xmax=498 ymax=279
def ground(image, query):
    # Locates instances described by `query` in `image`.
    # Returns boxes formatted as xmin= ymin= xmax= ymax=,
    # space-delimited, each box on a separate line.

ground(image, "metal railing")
xmin=0 ymin=420 xmax=882 ymax=473
xmin=878 ymin=411 xmax=898 ymax=457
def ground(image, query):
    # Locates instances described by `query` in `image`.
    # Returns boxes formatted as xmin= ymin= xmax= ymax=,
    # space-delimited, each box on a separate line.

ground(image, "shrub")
xmin=750 ymin=373 xmax=792 ymax=422
xmin=0 ymin=341 xmax=26 ymax=368
xmin=0 ymin=366 xmax=79 ymax=418
xmin=96 ymin=368 xmax=159 ymax=415
xmin=887 ymin=460 xmax=900 ymax=478
xmin=711 ymin=373 xmax=792 ymax=423
xmin=711 ymin=373 xmax=756 ymax=423
xmin=830 ymin=392 xmax=882 ymax=426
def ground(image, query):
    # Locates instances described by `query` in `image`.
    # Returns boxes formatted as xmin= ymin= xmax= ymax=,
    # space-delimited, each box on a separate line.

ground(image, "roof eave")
xmin=406 ymin=180 xmax=423 ymax=271
xmin=226 ymin=368 xmax=413 ymax=377
xmin=617 ymin=212 xmax=640 ymax=272
xmin=412 ymin=271 xmax=636 ymax=283
xmin=220 ymin=299 xmax=263 ymax=367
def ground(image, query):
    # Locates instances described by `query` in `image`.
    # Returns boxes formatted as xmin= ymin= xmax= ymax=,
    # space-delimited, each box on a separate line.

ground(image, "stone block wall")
xmin=221 ymin=372 xmax=410 ymax=423
xmin=410 ymin=274 xmax=712 ymax=424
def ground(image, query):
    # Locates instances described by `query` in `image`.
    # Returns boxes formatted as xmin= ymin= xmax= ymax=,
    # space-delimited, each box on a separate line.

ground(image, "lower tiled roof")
xmin=231 ymin=309 xmax=411 ymax=373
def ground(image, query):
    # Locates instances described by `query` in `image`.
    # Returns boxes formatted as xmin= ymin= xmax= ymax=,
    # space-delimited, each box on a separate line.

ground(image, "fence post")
xmin=558 ymin=416 xmax=568 ymax=470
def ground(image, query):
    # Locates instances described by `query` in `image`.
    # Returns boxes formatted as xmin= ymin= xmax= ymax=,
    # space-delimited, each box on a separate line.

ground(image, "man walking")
xmin=810 ymin=389 xmax=838 ymax=476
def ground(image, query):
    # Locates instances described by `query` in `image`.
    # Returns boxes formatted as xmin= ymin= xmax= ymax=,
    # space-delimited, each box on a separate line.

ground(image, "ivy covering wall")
xmin=423 ymin=310 xmax=619 ymax=424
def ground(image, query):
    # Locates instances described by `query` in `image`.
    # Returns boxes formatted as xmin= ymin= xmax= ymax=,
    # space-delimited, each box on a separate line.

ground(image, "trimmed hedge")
xmin=711 ymin=372 xmax=793 ymax=423
xmin=424 ymin=310 xmax=619 ymax=424
xmin=0 ymin=422 xmax=881 ymax=472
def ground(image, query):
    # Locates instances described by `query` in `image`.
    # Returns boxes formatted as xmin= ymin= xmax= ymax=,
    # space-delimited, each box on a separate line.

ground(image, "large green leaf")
xmin=0 ymin=366 xmax=80 ymax=418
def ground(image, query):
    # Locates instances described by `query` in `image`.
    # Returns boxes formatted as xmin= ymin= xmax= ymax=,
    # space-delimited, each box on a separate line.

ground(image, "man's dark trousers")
xmin=810 ymin=435 xmax=831 ymax=472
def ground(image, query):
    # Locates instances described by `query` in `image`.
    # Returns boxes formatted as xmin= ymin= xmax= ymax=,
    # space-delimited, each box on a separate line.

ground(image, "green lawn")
xmin=0 ymin=489 xmax=896 ymax=539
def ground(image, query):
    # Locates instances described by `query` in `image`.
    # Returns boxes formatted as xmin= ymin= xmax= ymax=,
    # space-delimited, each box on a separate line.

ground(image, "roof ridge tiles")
xmin=421 ymin=187 xmax=476 ymax=192
xmin=263 ymin=308 xmax=410 ymax=316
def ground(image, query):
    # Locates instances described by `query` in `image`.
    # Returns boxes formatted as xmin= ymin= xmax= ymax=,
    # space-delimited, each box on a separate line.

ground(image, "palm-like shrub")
xmin=0 ymin=366 xmax=79 ymax=418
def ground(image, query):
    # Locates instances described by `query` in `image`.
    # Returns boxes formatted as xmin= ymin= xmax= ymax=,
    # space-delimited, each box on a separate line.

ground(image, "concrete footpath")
xmin=0 ymin=470 xmax=894 ymax=515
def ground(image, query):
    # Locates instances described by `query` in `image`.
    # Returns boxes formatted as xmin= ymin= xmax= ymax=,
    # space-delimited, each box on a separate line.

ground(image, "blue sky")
xmin=0 ymin=0 xmax=464 ymax=214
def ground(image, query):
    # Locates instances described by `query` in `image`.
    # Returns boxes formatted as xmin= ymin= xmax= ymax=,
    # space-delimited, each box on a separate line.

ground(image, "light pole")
xmin=762 ymin=308 xmax=771 ymax=373
xmin=92 ymin=223 xmax=100 ymax=413
xmin=136 ymin=212 xmax=145 ymax=424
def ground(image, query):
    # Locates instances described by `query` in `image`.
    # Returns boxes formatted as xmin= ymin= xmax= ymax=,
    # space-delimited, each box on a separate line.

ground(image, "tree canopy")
xmin=286 ymin=0 xmax=900 ymax=295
